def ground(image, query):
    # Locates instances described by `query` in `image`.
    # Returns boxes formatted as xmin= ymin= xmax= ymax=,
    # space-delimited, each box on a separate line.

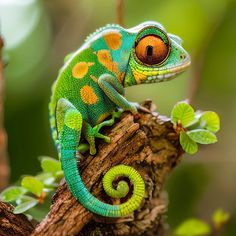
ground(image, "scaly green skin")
xmin=49 ymin=21 xmax=190 ymax=217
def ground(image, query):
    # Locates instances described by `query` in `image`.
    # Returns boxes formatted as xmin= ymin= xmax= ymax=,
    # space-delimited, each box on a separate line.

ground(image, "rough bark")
xmin=0 ymin=37 xmax=9 ymax=191
xmin=0 ymin=201 xmax=34 ymax=236
xmin=30 ymin=100 xmax=183 ymax=236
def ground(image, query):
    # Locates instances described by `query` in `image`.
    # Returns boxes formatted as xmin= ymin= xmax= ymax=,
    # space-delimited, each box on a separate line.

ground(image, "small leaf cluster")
xmin=171 ymin=101 xmax=220 ymax=154
xmin=0 ymin=157 xmax=63 ymax=214
xmin=175 ymin=208 xmax=230 ymax=236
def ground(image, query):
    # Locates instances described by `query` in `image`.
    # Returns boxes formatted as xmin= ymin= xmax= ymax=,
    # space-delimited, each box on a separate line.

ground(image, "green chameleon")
xmin=49 ymin=21 xmax=190 ymax=217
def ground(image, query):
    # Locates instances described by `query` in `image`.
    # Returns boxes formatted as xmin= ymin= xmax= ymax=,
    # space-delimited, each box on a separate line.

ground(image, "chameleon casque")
xmin=49 ymin=21 xmax=190 ymax=217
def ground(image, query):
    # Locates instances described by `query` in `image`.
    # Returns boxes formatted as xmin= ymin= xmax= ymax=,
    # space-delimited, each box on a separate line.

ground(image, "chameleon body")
xmin=49 ymin=21 xmax=190 ymax=217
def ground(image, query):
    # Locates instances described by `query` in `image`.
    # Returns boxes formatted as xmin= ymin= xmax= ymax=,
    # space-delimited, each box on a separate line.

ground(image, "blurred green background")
xmin=0 ymin=0 xmax=236 ymax=234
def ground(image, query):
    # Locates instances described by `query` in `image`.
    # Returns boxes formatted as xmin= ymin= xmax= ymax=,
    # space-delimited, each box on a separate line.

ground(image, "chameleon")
xmin=49 ymin=21 xmax=191 ymax=217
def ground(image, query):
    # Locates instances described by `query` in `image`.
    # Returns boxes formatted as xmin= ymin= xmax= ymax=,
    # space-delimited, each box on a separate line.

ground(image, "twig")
xmin=116 ymin=0 xmax=124 ymax=26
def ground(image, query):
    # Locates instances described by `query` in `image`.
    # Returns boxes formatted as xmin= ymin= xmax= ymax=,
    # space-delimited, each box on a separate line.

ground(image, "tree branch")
xmin=30 ymin=101 xmax=183 ymax=236
xmin=0 ymin=201 xmax=34 ymax=236
xmin=0 ymin=101 xmax=184 ymax=235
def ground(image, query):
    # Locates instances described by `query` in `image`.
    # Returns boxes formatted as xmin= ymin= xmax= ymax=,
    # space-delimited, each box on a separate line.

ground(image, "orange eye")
xmin=135 ymin=35 xmax=169 ymax=65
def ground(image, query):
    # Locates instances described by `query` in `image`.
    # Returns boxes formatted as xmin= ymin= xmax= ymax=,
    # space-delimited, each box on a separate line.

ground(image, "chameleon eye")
xmin=135 ymin=35 xmax=169 ymax=65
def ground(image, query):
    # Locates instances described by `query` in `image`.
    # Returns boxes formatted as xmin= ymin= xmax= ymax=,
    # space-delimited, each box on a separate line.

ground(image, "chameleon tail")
xmin=61 ymin=122 xmax=145 ymax=217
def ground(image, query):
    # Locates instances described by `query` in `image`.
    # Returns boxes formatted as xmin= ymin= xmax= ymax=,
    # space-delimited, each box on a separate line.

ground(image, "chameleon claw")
xmin=90 ymin=146 xmax=97 ymax=155
xmin=104 ymin=136 xmax=111 ymax=143
xmin=95 ymin=132 xmax=111 ymax=143
xmin=129 ymin=102 xmax=150 ymax=114
xmin=137 ymin=105 xmax=151 ymax=114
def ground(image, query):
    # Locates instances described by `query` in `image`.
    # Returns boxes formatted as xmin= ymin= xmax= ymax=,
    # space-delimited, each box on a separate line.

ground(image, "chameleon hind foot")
xmin=94 ymin=132 xmax=110 ymax=143
xmin=86 ymin=132 xmax=109 ymax=155
xmin=93 ymin=110 xmax=123 ymax=133
xmin=92 ymin=110 xmax=123 ymax=143
xmin=82 ymin=110 xmax=124 ymax=155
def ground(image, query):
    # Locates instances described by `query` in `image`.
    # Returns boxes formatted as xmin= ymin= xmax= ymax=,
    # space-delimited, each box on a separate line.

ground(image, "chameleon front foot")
xmin=129 ymin=102 xmax=150 ymax=114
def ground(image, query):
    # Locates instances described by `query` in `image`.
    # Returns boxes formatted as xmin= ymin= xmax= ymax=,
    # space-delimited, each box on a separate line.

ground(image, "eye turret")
xmin=135 ymin=35 xmax=169 ymax=65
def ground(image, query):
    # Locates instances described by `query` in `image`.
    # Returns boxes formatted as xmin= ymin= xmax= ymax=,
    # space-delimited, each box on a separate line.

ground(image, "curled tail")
xmin=61 ymin=124 xmax=145 ymax=217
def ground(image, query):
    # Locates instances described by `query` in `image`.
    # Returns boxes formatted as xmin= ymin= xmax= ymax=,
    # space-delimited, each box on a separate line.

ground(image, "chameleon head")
xmin=124 ymin=21 xmax=191 ymax=86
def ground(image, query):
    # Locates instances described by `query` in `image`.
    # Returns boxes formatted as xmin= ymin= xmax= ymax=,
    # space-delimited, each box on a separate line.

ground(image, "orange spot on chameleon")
xmin=104 ymin=31 xmax=122 ymax=50
xmin=80 ymin=85 xmax=98 ymax=105
xmin=97 ymin=50 xmax=124 ymax=83
xmin=72 ymin=62 xmax=94 ymax=79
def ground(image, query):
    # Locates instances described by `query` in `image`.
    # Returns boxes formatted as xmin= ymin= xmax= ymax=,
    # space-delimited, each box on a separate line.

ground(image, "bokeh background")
xmin=0 ymin=0 xmax=236 ymax=234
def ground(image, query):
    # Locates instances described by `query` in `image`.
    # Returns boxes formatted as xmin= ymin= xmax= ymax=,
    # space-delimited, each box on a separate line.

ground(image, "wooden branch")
xmin=0 ymin=100 xmax=183 ymax=235
xmin=30 ymin=101 xmax=183 ymax=236
xmin=0 ymin=201 xmax=34 ymax=236
xmin=0 ymin=36 xmax=9 ymax=190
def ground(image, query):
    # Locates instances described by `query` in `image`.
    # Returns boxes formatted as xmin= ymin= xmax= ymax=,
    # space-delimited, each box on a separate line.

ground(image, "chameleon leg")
xmin=56 ymin=98 xmax=80 ymax=134
xmin=83 ymin=122 xmax=97 ymax=155
xmin=98 ymin=74 xmax=138 ymax=114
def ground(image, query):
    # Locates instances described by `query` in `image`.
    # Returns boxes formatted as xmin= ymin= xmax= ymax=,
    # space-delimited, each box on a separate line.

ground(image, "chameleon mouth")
xmin=145 ymin=59 xmax=191 ymax=83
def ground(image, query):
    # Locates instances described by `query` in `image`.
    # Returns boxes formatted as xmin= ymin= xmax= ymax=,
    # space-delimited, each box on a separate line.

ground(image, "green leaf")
xmin=175 ymin=218 xmax=211 ymax=236
xmin=40 ymin=156 xmax=61 ymax=175
xmin=25 ymin=214 xmax=33 ymax=221
xmin=180 ymin=132 xmax=198 ymax=154
xmin=13 ymin=197 xmax=38 ymax=214
xmin=0 ymin=186 xmax=27 ymax=202
xmin=21 ymin=176 xmax=44 ymax=197
xmin=212 ymin=208 xmax=230 ymax=229
xmin=55 ymin=170 xmax=64 ymax=179
xmin=171 ymin=102 xmax=195 ymax=127
xmin=36 ymin=172 xmax=55 ymax=186
xmin=199 ymin=111 xmax=220 ymax=133
xmin=187 ymin=129 xmax=217 ymax=144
